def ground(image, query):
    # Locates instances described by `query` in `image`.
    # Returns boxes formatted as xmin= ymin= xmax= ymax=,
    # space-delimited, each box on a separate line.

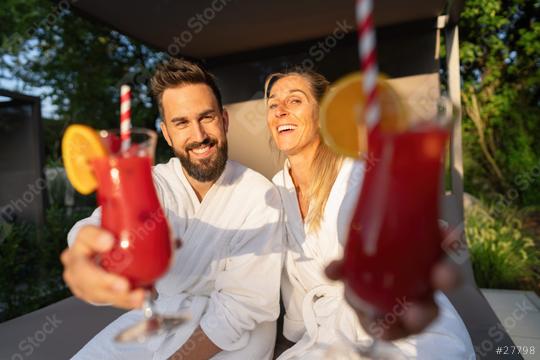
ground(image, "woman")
xmin=264 ymin=69 xmax=474 ymax=359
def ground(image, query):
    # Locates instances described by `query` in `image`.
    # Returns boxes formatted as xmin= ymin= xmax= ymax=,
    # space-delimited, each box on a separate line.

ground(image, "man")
xmin=61 ymin=58 xmax=283 ymax=359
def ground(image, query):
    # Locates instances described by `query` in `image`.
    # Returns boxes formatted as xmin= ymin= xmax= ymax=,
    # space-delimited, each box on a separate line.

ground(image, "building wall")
xmin=0 ymin=95 xmax=45 ymax=226
xmin=210 ymin=18 xmax=441 ymax=179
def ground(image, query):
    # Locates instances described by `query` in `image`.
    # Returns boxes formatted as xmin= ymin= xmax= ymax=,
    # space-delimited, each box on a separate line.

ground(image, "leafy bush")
xmin=466 ymin=200 xmax=540 ymax=290
xmin=43 ymin=119 xmax=66 ymax=167
xmin=0 ymin=205 xmax=93 ymax=322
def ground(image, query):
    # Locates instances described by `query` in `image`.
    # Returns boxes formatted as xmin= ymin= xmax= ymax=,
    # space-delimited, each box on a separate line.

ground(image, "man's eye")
xmin=176 ymin=121 xmax=188 ymax=127
xmin=202 ymin=115 xmax=214 ymax=122
xmin=269 ymin=103 xmax=277 ymax=109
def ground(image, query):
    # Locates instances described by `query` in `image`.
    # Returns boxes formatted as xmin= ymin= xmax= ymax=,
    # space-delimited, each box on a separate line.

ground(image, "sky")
xmin=0 ymin=77 xmax=57 ymax=119
xmin=0 ymin=51 xmax=58 ymax=119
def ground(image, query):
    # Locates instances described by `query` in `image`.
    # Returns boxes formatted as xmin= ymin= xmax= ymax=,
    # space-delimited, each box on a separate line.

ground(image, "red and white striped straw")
xmin=120 ymin=85 xmax=131 ymax=151
xmin=356 ymin=0 xmax=380 ymax=131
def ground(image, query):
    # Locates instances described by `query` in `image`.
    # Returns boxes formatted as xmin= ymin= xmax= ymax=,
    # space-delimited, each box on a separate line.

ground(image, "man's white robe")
xmin=273 ymin=158 xmax=474 ymax=359
xmin=67 ymin=159 xmax=283 ymax=360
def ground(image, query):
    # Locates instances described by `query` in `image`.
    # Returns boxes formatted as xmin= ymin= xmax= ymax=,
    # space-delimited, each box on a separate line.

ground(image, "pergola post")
xmin=439 ymin=17 xmax=522 ymax=360
xmin=446 ymin=20 xmax=465 ymax=224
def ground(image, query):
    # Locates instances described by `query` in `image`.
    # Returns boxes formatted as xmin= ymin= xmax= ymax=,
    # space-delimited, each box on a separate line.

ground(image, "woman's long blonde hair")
xmin=265 ymin=68 xmax=344 ymax=233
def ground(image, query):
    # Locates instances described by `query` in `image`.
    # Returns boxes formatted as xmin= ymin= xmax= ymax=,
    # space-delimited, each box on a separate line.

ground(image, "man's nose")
xmin=191 ymin=122 xmax=208 ymax=143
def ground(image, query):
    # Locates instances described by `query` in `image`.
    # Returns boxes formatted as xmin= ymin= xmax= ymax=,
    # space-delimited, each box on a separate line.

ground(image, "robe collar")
xmin=173 ymin=157 xmax=232 ymax=213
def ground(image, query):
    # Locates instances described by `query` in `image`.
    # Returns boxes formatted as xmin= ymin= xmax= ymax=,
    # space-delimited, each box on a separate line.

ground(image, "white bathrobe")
xmin=273 ymin=158 xmax=474 ymax=359
xmin=67 ymin=158 xmax=283 ymax=360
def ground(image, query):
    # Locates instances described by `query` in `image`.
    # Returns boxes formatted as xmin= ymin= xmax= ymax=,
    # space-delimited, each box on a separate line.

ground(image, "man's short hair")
xmin=150 ymin=58 xmax=223 ymax=119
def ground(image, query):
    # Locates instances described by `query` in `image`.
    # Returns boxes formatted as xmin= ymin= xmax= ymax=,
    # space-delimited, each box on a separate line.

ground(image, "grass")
xmin=465 ymin=199 xmax=540 ymax=292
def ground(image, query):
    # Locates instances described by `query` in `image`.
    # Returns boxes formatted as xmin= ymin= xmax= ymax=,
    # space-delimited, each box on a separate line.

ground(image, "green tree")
xmin=459 ymin=0 xmax=540 ymax=206
xmin=0 ymin=1 xmax=173 ymax=318
xmin=0 ymin=0 xmax=163 ymax=135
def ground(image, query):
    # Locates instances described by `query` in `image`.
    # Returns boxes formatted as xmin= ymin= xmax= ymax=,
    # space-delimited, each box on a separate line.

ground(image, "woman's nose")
xmin=276 ymin=104 xmax=289 ymax=118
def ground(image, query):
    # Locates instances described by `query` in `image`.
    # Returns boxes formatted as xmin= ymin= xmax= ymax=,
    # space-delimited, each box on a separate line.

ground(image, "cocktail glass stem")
xmin=115 ymin=291 xmax=189 ymax=343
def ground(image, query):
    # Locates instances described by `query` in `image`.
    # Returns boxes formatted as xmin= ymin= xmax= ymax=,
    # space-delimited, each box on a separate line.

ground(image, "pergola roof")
xmin=71 ymin=0 xmax=462 ymax=60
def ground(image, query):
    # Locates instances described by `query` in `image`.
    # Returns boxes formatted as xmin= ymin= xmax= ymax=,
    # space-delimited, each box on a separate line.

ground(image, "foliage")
xmin=459 ymin=0 xmax=540 ymax=206
xmin=0 ymin=205 xmax=93 ymax=321
xmin=42 ymin=117 xmax=66 ymax=166
xmin=0 ymin=2 xmax=175 ymax=320
xmin=0 ymin=0 xmax=177 ymax=166
xmin=465 ymin=200 xmax=540 ymax=290
xmin=0 ymin=0 xmax=164 ymax=129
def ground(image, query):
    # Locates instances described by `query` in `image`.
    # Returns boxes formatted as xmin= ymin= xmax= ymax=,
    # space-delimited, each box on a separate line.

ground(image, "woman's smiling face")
xmin=266 ymin=75 xmax=320 ymax=156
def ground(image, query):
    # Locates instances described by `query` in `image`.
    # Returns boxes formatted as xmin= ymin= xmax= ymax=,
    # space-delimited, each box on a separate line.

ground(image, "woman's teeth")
xmin=278 ymin=124 xmax=297 ymax=133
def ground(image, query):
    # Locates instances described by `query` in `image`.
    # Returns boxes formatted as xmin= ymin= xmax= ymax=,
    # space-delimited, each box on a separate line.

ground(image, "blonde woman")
xmin=264 ymin=69 xmax=474 ymax=359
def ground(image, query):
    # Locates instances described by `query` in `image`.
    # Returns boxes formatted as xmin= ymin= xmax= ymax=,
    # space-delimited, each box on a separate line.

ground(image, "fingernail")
xmin=98 ymin=233 xmax=114 ymax=248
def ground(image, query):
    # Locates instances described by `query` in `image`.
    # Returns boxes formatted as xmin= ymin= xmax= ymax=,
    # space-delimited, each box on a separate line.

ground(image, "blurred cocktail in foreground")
xmin=343 ymin=119 xmax=450 ymax=314
xmin=62 ymin=125 xmax=186 ymax=343
xmin=320 ymin=72 xmax=454 ymax=358
xmin=92 ymin=129 xmax=171 ymax=288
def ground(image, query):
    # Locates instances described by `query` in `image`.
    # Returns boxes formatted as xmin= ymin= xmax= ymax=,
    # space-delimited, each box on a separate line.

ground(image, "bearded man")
xmin=61 ymin=58 xmax=283 ymax=360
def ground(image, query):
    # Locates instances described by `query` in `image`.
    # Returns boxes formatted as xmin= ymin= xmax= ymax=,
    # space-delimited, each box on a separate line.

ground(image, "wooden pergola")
xmin=0 ymin=1 xmax=523 ymax=359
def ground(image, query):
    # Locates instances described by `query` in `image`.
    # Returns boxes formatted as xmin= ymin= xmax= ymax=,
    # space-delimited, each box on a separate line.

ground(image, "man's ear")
xmin=221 ymin=108 xmax=229 ymax=133
xmin=160 ymin=120 xmax=172 ymax=147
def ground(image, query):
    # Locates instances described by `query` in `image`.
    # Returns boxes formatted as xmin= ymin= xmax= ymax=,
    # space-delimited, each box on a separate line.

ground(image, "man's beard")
xmin=176 ymin=137 xmax=228 ymax=182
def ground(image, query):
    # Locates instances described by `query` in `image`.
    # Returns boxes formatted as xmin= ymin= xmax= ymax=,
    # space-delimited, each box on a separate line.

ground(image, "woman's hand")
xmin=325 ymin=258 xmax=461 ymax=341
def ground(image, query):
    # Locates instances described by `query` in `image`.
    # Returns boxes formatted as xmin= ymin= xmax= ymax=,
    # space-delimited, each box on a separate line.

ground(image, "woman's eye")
xmin=269 ymin=103 xmax=277 ymax=109
xmin=289 ymin=98 xmax=301 ymax=105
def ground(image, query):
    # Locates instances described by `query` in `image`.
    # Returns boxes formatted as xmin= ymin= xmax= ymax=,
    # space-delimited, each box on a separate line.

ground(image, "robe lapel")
xmin=156 ymin=162 xmax=233 ymax=296
xmin=282 ymin=162 xmax=327 ymax=266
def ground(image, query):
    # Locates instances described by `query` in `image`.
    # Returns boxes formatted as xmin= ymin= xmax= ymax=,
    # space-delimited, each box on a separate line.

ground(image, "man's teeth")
xmin=278 ymin=124 xmax=297 ymax=133
xmin=192 ymin=145 xmax=210 ymax=154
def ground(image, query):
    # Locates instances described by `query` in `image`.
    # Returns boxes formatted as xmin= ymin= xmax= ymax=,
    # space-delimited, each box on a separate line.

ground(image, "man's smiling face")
xmin=160 ymin=83 xmax=229 ymax=182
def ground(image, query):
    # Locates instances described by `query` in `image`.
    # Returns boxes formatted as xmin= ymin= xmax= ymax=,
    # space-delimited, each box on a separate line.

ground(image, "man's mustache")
xmin=185 ymin=137 xmax=217 ymax=151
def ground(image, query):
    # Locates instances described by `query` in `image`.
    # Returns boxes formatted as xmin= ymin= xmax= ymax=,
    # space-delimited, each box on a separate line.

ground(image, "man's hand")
xmin=325 ymin=258 xmax=461 ymax=341
xmin=60 ymin=225 xmax=145 ymax=309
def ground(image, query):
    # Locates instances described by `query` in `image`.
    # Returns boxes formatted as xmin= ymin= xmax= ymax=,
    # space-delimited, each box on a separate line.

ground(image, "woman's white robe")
xmin=273 ymin=158 xmax=474 ymax=359
xmin=67 ymin=159 xmax=283 ymax=360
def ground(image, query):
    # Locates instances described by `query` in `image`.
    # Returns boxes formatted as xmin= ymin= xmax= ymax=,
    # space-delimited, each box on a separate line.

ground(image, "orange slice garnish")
xmin=320 ymin=72 xmax=408 ymax=158
xmin=61 ymin=124 xmax=106 ymax=195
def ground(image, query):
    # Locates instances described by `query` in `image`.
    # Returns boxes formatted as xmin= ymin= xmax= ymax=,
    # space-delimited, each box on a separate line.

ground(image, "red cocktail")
xmin=92 ymin=128 xmax=185 ymax=342
xmin=93 ymin=151 xmax=171 ymax=288
xmin=343 ymin=106 xmax=452 ymax=315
